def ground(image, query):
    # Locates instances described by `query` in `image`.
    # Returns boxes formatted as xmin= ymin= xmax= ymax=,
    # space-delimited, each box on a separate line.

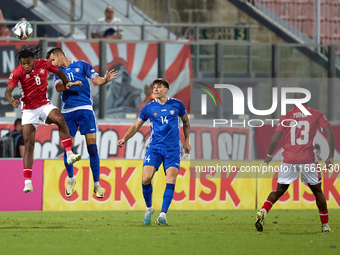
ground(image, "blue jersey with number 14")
xmin=53 ymin=60 xmax=98 ymax=113
xmin=138 ymin=97 xmax=187 ymax=151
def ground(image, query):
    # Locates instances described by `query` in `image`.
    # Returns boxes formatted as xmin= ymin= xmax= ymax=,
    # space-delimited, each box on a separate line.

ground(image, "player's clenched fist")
xmin=117 ymin=139 xmax=125 ymax=147
xmin=11 ymin=99 xmax=20 ymax=108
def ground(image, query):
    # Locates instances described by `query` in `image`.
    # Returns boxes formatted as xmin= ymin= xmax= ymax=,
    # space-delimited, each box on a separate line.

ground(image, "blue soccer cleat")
xmin=143 ymin=206 xmax=154 ymax=225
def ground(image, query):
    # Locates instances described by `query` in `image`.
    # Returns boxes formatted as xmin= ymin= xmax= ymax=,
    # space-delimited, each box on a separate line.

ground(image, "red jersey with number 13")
xmin=275 ymin=106 xmax=330 ymax=164
xmin=7 ymin=58 xmax=59 ymax=110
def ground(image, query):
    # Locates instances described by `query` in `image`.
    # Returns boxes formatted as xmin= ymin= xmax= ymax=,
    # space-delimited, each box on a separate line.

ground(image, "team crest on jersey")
xmin=9 ymin=73 xmax=13 ymax=79
xmin=170 ymin=110 xmax=175 ymax=115
xmin=39 ymin=69 xmax=45 ymax=74
xmin=26 ymin=74 xmax=30 ymax=78
xmin=153 ymin=112 xmax=158 ymax=117
xmin=75 ymin=68 xmax=80 ymax=72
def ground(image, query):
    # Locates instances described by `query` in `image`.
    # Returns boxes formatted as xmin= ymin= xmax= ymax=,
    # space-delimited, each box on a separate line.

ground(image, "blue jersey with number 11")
xmin=138 ymin=97 xmax=187 ymax=151
xmin=53 ymin=60 xmax=98 ymax=113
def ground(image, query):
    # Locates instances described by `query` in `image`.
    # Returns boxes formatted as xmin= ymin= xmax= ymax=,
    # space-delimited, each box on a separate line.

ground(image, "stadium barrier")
xmin=1 ymin=159 xmax=339 ymax=211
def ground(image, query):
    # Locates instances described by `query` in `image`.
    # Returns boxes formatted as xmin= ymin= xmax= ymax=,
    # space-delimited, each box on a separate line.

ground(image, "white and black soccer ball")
xmin=14 ymin=21 xmax=33 ymax=40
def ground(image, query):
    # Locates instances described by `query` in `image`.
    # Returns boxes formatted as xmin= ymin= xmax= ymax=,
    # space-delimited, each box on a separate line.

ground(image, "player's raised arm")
xmin=55 ymin=69 xmax=82 ymax=92
xmin=181 ymin=114 xmax=191 ymax=154
xmin=92 ymin=69 xmax=118 ymax=86
xmin=5 ymin=85 xmax=19 ymax=108
xmin=117 ymin=119 xmax=145 ymax=147
xmin=323 ymin=125 xmax=335 ymax=168
xmin=264 ymin=131 xmax=283 ymax=164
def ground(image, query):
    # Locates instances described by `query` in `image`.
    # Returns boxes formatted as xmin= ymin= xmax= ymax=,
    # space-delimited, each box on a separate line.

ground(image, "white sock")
xmin=160 ymin=212 xmax=166 ymax=218
xmin=68 ymin=177 xmax=75 ymax=182
xmin=94 ymin=181 xmax=100 ymax=187
xmin=25 ymin=180 xmax=32 ymax=185
xmin=322 ymin=223 xmax=329 ymax=227
xmin=147 ymin=206 xmax=153 ymax=211
xmin=66 ymin=150 xmax=73 ymax=157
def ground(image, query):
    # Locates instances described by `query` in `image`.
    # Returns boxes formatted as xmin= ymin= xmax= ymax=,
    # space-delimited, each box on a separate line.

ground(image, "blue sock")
xmin=63 ymin=149 xmax=74 ymax=177
xmin=142 ymin=183 xmax=153 ymax=208
xmin=87 ymin=144 xmax=100 ymax=182
xmin=161 ymin=183 xmax=175 ymax=213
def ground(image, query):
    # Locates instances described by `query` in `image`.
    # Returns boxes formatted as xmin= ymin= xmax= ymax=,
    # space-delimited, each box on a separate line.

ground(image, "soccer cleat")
xmin=67 ymin=153 xmax=81 ymax=165
xmin=65 ymin=179 xmax=76 ymax=198
xmin=255 ymin=209 xmax=266 ymax=232
xmin=93 ymin=185 xmax=104 ymax=198
xmin=155 ymin=216 xmax=168 ymax=226
xmin=23 ymin=183 xmax=33 ymax=193
xmin=143 ymin=207 xmax=155 ymax=225
xmin=322 ymin=225 xmax=333 ymax=232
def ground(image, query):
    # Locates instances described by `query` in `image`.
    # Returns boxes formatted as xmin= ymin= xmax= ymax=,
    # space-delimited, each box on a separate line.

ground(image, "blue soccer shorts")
xmin=63 ymin=109 xmax=98 ymax=137
xmin=143 ymin=148 xmax=181 ymax=173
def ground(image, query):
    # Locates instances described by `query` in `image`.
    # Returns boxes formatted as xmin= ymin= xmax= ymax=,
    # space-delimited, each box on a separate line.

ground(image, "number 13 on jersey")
xmin=291 ymin=121 xmax=309 ymax=145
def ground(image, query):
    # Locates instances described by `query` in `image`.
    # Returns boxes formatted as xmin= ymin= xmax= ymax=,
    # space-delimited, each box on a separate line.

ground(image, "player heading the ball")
xmin=5 ymin=43 xmax=82 ymax=193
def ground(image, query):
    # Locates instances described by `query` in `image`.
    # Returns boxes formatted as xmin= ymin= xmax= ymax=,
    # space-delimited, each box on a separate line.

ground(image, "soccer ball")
xmin=14 ymin=21 xmax=33 ymax=40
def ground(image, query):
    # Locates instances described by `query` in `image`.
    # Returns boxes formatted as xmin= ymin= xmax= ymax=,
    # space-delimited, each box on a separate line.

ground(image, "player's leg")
xmin=78 ymin=110 xmax=103 ymax=198
xmin=156 ymin=150 xmax=181 ymax=226
xmin=308 ymin=183 xmax=332 ymax=232
xmin=142 ymin=149 xmax=160 ymax=225
xmin=61 ymin=112 xmax=77 ymax=197
xmin=21 ymin=124 xmax=36 ymax=193
xmin=85 ymin=133 xmax=103 ymax=198
xmin=301 ymin=163 xmax=332 ymax=232
xmin=44 ymin=106 xmax=81 ymax=164
xmin=255 ymin=163 xmax=297 ymax=232
xmin=156 ymin=167 xmax=178 ymax=226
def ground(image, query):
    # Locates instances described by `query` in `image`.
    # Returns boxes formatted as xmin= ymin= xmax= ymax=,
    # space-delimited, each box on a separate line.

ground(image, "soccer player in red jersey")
xmin=255 ymin=93 xmax=335 ymax=232
xmin=5 ymin=43 xmax=82 ymax=193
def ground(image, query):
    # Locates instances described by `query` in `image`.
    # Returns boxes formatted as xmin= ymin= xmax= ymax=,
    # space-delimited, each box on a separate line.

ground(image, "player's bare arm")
xmin=117 ymin=119 xmax=145 ymax=147
xmin=264 ymin=131 xmax=283 ymax=164
xmin=181 ymin=114 xmax=191 ymax=154
xmin=324 ymin=125 xmax=335 ymax=168
xmin=5 ymin=85 xmax=19 ymax=108
xmin=55 ymin=69 xmax=82 ymax=92
xmin=92 ymin=69 xmax=118 ymax=86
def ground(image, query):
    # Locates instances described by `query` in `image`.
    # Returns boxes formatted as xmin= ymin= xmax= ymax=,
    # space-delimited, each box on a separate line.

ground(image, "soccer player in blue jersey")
xmin=117 ymin=78 xmax=191 ymax=225
xmin=46 ymin=47 xmax=118 ymax=198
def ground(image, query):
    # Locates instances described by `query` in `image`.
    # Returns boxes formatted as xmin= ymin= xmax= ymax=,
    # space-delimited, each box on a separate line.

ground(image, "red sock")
xmin=61 ymin=137 xmax=72 ymax=152
xmin=262 ymin=199 xmax=274 ymax=214
xmin=23 ymin=168 xmax=32 ymax=180
xmin=319 ymin=210 xmax=329 ymax=224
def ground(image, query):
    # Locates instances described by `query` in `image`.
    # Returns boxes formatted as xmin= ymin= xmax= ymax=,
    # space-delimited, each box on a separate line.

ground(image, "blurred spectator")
xmin=0 ymin=9 xmax=11 ymax=38
xmin=139 ymin=84 xmax=155 ymax=112
xmin=91 ymin=6 xmax=123 ymax=39
xmin=3 ymin=118 xmax=24 ymax=158
xmin=315 ymin=143 xmax=322 ymax=161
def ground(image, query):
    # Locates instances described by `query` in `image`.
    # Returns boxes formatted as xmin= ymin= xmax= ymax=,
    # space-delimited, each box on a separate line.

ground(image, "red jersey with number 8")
xmin=275 ymin=106 xmax=330 ymax=164
xmin=7 ymin=59 xmax=59 ymax=110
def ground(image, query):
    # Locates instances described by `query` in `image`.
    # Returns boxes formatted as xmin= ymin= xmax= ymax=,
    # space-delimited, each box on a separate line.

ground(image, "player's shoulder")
xmin=168 ymin=97 xmax=184 ymax=106
xmin=98 ymin=17 xmax=105 ymax=23
xmin=11 ymin=64 xmax=25 ymax=77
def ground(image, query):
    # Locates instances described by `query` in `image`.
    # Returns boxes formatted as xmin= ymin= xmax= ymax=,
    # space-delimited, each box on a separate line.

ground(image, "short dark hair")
xmin=46 ymin=47 xmax=65 ymax=60
xmin=152 ymin=78 xmax=169 ymax=89
xmin=315 ymin=144 xmax=320 ymax=150
xmin=14 ymin=118 xmax=21 ymax=127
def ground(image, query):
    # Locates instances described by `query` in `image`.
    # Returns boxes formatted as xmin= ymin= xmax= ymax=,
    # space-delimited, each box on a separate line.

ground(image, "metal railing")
xmin=0 ymin=21 xmax=257 ymax=41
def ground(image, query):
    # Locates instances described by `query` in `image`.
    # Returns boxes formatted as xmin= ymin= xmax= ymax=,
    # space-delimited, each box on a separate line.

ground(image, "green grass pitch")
xmin=0 ymin=210 xmax=339 ymax=255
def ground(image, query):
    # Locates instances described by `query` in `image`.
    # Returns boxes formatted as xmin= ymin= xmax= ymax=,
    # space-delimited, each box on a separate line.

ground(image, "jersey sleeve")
xmin=82 ymin=61 xmax=98 ymax=80
xmin=44 ymin=59 xmax=59 ymax=73
xmin=138 ymin=105 xmax=148 ymax=122
xmin=7 ymin=71 xmax=19 ymax=88
xmin=53 ymin=73 xmax=62 ymax=86
xmin=274 ymin=115 xmax=286 ymax=133
xmin=178 ymin=100 xmax=187 ymax=117
xmin=318 ymin=112 xmax=330 ymax=130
